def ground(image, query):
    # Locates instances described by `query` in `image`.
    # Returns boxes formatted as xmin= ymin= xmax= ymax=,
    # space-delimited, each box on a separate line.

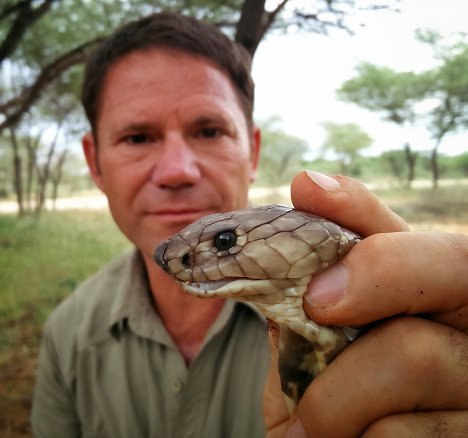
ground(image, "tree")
xmin=379 ymin=144 xmax=418 ymax=187
xmin=0 ymin=0 xmax=398 ymax=134
xmin=256 ymin=117 xmax=308 ymax=187
xmin=0 ymin=0 xmax=55 ymax=65
xmin=0 ymin=0 xmax=397 ymax=214
xmin=338 ymin=62 xmax=433 ymax=187
xmin=338 ymin=30 xmax=468 ymax=189
xmin=416 ymin=30 xmax=468 ymax=188
xmin=320 ymin=121 xmax=372 ymax=174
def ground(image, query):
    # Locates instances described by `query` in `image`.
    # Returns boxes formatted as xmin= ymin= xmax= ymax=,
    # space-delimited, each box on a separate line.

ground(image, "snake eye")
xmin=214 ymin=230 xmax=237 ymax=251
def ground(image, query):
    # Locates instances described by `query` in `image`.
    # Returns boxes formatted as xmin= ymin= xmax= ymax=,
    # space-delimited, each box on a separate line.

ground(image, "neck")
xmin=141 ymin=253 xmax=225 ymax=365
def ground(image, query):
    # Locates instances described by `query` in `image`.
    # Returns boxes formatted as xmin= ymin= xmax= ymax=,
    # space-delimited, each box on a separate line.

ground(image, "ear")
xmin=249 ymin=127 xmax=261 ymax=183
xmin=82 ymin=132 xmax=105 ymax=192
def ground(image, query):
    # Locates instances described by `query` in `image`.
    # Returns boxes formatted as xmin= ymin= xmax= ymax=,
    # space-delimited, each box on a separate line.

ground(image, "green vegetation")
xmin=0 ymin=209 xmax=130 ymax=436
xmin=255 ymin=117 xmax=309 ymax=186
xmin=373 ymin=184 xmax=468 ymax=226
xmin=0 ymin=210 xmax=130 ymax=324
xmin=338 ymin=32 xmax=468 ymax=188
xmin=302 ymin=152 xmax=468 ymax=183
xmin=0 ymin=209 xmax=130 ymax=378
xmin=319 ymin=121 xmax=373 ymax=174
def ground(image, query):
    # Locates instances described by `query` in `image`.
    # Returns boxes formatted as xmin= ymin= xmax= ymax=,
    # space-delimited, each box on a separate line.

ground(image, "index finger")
xmin=290 ymin=170 xmax=409 ymax=236
xmin=292 ymin=170 xmax=468 ymax=331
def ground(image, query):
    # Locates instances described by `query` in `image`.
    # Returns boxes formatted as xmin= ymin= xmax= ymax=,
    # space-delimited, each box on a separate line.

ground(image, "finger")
xmin=293 ymin=318 xmax=468 ymax=438
xmin=263 ymin=322 xmax=289 ymax=438
xmin=362 ymin=411 xmax=468 ymax=437
xmin=290 ymin=170 xmax=409 ymax=236
xmin=303 ymin=231 xmax=468 ymax=331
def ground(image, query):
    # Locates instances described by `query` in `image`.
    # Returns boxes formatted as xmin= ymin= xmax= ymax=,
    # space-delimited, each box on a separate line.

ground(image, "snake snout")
xmin=153 ymin=241 xmax=169 ymax=272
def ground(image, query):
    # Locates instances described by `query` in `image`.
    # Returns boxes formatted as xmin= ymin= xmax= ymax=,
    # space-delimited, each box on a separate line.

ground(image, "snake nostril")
xmin=153 ymin=241 xmax=169 ymax=272
xmin=181 ymin=253 xmax=190 ymax=269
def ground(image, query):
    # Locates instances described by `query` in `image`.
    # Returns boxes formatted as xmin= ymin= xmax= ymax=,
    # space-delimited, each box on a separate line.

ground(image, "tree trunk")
xmin=235 ymin=0 xmax=289 ymax=57
xmin=8 ymin=127 xmax=24 ymax=215
xmin=235 ymin=0 xmax=267 ymax=57
xmin=403 ymin=143 xmax=417 ymax=189
xmin=35 ymin=125 xmax=60 ymax=214
xmin=25 ymin=134 xmax=40 ymax=211
xmin=51 ymin=149 xmax=68 ymax=210
xmin=431 ymin=141 xmax=441 ymax=190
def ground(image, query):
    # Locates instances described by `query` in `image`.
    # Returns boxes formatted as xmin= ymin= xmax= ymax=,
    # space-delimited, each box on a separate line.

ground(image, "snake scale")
xmin=154 ymin=204 xmax=364 ymax=409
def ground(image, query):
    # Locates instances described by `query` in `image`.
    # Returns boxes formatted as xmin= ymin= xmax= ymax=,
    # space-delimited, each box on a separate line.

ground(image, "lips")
xmin=148 ymin=208 xmax=214 ymax=224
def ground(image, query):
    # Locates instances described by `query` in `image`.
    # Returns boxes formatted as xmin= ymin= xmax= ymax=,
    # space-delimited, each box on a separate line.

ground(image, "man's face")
xmin=83 ymin=48 xmax=260 ymax=259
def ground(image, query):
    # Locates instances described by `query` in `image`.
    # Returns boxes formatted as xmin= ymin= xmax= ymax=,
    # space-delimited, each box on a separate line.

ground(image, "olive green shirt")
xmin=32 ymin=250 xmax=270 ymax=438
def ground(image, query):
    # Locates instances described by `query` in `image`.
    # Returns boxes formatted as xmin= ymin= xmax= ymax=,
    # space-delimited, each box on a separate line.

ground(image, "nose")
xmin=151 ymin=134 xmax=201 ymax=190
xmin=153 ymin=240 xmax=169 ymax=272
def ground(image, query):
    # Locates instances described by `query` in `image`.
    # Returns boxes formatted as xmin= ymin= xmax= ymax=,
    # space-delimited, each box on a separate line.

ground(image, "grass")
xmin=252 ymin=183 xmax=468 ymax=233
xmin=0 ymin=210 xmax=130 ymax=324
xmin=0 ymin=210 xmax=130 ymax=437
xmin=0 ymin=184 xmax=467 ymax=436
xmin=374 ymin=184 xmax=468 ymax=233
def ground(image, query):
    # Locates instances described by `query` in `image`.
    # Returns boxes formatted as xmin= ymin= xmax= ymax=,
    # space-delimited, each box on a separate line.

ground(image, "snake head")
xmin=153 ymin=204 xmax=360 ymax=300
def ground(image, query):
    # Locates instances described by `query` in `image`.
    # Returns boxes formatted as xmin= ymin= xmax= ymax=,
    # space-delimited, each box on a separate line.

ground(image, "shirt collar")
xmin=108 ymin=249 xmax=149 ymax=329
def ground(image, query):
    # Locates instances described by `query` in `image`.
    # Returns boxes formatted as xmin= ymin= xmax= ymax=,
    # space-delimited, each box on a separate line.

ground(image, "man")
xmin=32 ymin=12 xmax=468 ymax=438
xmin=32 ymin=12 xmax=267 ymax=438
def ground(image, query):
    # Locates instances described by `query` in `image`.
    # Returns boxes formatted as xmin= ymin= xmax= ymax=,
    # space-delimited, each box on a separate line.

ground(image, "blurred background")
xmin=1 ymin=1 xmax=467 ymax=436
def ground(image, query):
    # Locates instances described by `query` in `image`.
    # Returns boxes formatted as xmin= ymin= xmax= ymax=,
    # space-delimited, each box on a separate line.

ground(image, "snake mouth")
xmin=178 ymin=278 xmax=273 ymax=298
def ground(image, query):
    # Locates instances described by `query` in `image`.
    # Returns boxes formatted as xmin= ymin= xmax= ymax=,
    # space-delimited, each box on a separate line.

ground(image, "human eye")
xmin=196 ymin=127 xmax=223 ymax=139
xmin=123 ymin=133 xmax=153 ymax=145
xmin=125 ymin=134 xmax=150 ymax=144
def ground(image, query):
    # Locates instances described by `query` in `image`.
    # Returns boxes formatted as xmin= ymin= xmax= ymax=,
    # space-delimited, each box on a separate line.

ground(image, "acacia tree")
xmin=0 ymin=0 xmax=398 ymax=214
xmin=416 ymin=30 xmax=468 ymax=188
xmin=338 ymin=31 xmax=468 ymax=189
xmin=337 ymin=62 xmax=432 ymax=187
xmin=0 ymin=0 xmax=399 ymax=133
xmin=256 ymin=117 xmax=308 ymax=186
xmin=320 ymin=121 xmax=372 ymax=174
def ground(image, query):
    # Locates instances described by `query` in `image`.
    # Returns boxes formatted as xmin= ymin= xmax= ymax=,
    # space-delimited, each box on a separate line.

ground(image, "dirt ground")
xmin=0 ymin=312 xmax=41 ymax=438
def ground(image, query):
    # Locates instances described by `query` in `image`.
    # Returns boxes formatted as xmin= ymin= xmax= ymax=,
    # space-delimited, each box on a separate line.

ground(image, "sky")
xmin=251 ymin=0 xmax=468 ymax=158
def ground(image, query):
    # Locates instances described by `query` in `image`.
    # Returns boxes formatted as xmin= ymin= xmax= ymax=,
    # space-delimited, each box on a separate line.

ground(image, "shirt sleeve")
xmin=31 ymin=323 xmax=81 ymax=438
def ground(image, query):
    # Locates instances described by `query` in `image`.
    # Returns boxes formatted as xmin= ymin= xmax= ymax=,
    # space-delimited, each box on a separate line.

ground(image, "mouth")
xmin=177 ymin=278 xmax=275 ymax=298
xmin=149 ymin=209 xmax=213 ymax=223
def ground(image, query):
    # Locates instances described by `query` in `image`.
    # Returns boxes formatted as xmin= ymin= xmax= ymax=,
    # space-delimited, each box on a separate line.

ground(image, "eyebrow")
xmin=191 ymin=114 xmax=237 ymax=133
xmin=116 ymin=122 xmax=155 ymax=133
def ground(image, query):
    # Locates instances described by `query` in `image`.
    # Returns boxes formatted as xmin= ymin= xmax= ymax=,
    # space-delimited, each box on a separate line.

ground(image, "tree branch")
xmin=0 ymin=36 xmax=104 ymax=133
xmin=260 ymin=0 xmax=290 ymax=42
xmin=0 ymin=0 xmax=56 ymax=64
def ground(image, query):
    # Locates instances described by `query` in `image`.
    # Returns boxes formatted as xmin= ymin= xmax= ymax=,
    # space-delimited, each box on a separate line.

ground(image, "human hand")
xmin=264 ymin=170 xmax=468 ymax=437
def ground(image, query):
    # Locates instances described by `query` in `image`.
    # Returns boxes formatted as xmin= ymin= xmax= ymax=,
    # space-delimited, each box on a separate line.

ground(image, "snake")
xmin=153 ymin=204 xmax=364 ymax=410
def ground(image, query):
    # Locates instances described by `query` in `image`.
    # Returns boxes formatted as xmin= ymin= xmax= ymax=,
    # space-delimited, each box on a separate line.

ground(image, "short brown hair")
xmin=81 ymin=12 xmax=254 ymax=138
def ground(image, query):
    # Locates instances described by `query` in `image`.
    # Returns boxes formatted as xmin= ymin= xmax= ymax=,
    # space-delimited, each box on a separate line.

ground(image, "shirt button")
xmin=171 ymin=379 xmax=184 ymax=393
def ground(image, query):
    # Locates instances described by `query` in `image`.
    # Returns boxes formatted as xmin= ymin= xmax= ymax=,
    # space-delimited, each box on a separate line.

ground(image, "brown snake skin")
xmin=154 ymin=204 xmax=364 ymax=409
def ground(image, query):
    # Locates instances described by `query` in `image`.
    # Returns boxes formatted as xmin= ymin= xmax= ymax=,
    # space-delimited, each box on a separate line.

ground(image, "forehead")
xmin=97 ymin=48 xmax=245 ymax=124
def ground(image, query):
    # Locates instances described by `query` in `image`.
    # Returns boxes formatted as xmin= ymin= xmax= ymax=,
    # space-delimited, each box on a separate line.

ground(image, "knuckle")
xmin=375 ymin=317 xmax=447 ymax=380
xmin=363 ymin=415 xmax=408 ymax=438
